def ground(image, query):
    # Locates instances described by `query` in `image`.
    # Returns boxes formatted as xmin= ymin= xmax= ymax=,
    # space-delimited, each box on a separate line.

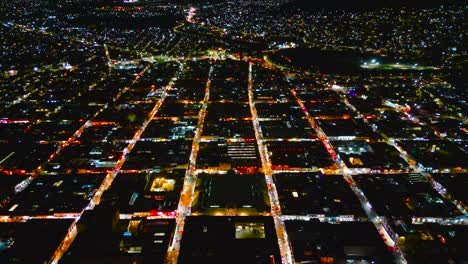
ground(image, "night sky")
xmin=289 ymin=0 xmax=464 ymax=9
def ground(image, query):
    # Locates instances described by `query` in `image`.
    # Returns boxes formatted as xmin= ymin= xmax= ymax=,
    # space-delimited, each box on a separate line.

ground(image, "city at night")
xmin=0 ymin=0 xmax=466 ymax=263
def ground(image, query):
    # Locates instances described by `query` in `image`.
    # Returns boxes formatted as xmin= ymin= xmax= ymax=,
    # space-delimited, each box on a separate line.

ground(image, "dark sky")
xmin=288 ymin=0 xmax=463 ymax=9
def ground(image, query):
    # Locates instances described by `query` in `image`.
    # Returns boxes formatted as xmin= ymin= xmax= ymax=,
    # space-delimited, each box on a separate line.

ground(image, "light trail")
xmin=12 ymin=65 xmax=143 ymax=195
xmin=139 ymin=37 xmax=157 ymax=57
xmin=187 ymin=7 xmax=196 ymax=23
xmin=48 ymin=63 xmax=184 ymax=263
xmin=338 ymin=90 xmax=468 ymax=215
xmin=2 ymin=10 xmax=464 ymax=264
xmin=103 ymin=43 xmax=112 ymax=72
xmin=290 ymin=88 xmax=408 ymax=264
xmin=248 ymin=63 xmax=295 ymax=264
xmin=0 ymin=213 xmax=81 ymax=223
xmin=133 ymin=33 xmax=150 ymax=51
xmin=166 ymin=63 xmax=214 ymax=264
xmin=281 ymin=215 xmax=362 ymax=223
xmin=8 ymin=62 xmax=120 ymax=196
xmin=0 ymin=152 xmax=15 ymax=165
xmin=8 ymin=87 xmax=38 ymax=107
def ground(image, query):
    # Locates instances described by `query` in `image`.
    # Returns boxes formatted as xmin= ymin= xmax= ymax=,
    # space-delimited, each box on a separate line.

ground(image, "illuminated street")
xmin=290 ymin=88 xmax=408 ymax=263
xmin=0 ymin=1 xmax=466 ymax=263
xmin=248 ymin=63 xmax=295 ymax=264
xmin=167 ymin=64 xmax=214 ymax=264
xmin=50 ymin=63 xmax=184 ymax=263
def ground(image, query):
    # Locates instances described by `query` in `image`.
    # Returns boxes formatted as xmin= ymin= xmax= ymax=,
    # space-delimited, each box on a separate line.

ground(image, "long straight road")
xmin=48 ymin=62 xmax=185 ymax=263
xmin=290 ymin=88 xmax=408 ymax=264
xmin=166 ymin=63 xmax=214 ymax=264
xmin=12 ymin=63 xmax=139 ymax=195
xmin=248 ymin=63 xmax=295 ymax=264
xmin=338 ymin=89 xmax=468 ymax=218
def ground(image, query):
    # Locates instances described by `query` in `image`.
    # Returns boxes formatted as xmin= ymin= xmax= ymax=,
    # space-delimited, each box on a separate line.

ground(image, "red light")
xmin=150 ymin=210 xmax=158 ymax=216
